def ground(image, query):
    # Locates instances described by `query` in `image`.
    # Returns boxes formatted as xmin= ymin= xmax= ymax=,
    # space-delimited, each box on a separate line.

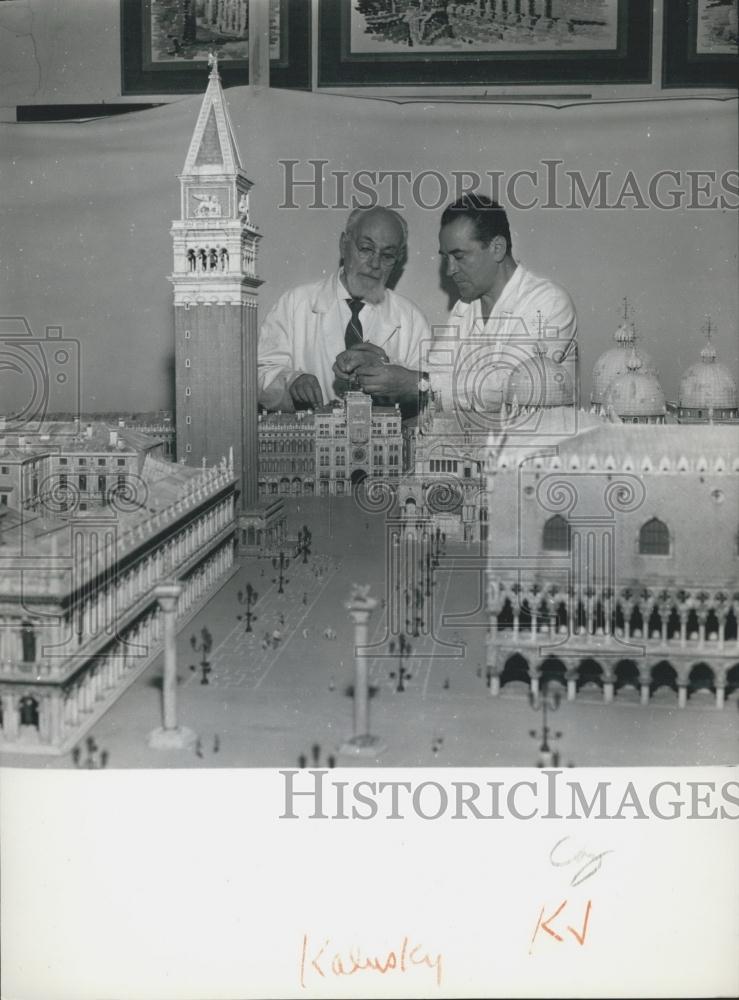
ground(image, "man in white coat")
xmin=257 ymin=206 xmax=431 ymax=412
xmin=431 ymin=194 xmax=578 ymax=411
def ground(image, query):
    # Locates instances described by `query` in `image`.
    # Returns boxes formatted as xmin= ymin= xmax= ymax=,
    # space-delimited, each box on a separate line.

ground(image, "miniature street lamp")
xmin=413 ymin=585 xmax=424 ymax=637
xmin=424 ymin=548 xmax=434 ymax=597
xmin=529 ymin=679 xmax=563 ymax=767
xmin=296 ymin=525 xmax=312 ymax=564
xmin=272 ymin=551 xmax=290 ymax=594
xmin=389 ymin=632 xmax=413 ymax=692
xmin=431 ymin=527 xmax=446 ymax=569
xmin=237 ymin=583 xmax=259 ymax=632
xmin=190 ymin=626 xmax=213 ymax=685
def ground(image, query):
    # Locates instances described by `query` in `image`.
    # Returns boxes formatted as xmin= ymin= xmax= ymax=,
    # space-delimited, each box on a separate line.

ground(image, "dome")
xmin=605 ymin=350 xmax=665 ymax=418
xmin=679 ymin=336 xmax=737 ymax=410
xmin=505 ymin=344 xmax=574 ymax=408
xmin=591 ymin=321 xmax=658 ymax=405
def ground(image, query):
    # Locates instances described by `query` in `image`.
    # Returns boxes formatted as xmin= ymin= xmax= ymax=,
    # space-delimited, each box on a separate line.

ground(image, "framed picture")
xmin=663 ymin=0 xmax=738 ymax=88
xmin=121 ymin=0 xmax=311 ymax=94
xmin=318 ymin=0 xmax=652 ymax=88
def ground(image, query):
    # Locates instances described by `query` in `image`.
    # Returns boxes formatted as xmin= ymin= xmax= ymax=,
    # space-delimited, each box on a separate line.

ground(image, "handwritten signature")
xmin=299 ymin=934 xmax=443 ymax=987
xmin=549 ymin=835 xmax=613 ymax=887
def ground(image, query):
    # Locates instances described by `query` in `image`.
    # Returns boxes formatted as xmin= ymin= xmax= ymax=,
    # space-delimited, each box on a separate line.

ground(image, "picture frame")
xmin=318 ymin=0 xmax=652 ymax=88
xmin=663 ymin=0 xmax=738 ymax=89
xmin=121 ymin=0 xmax=311 ymax=94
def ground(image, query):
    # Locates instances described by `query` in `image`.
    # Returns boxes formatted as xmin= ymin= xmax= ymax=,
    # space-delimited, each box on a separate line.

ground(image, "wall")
xmin=0 ymin=0 xmax=125 ymax=114
xmin=1 ymin=83 xmax=736 ymax=414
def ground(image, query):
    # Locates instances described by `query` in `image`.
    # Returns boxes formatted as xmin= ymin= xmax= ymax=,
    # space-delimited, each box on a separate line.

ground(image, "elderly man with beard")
xmin=257 ymin=206 xmax=431 ymax=412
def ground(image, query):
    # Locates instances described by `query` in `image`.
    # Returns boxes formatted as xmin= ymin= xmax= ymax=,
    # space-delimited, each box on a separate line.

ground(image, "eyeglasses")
xmin=350 ymin=237 xmax=400 ymax=268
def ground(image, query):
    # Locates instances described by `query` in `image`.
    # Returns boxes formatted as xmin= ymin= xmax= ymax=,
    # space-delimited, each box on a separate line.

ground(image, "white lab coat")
xmin=258 ymin=271 xmax=431 ymax=411
xmin=426 ymin=263 xmax=578 ymax=411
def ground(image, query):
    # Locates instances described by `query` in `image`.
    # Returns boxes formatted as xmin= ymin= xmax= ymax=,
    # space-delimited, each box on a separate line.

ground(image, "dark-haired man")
xmin=430 ymin=194 xmax=577 ymax=410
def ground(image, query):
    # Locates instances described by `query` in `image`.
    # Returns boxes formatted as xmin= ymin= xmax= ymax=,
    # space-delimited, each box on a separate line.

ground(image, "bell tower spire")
xmin=170 ymin=60 xmax=261 ymax=509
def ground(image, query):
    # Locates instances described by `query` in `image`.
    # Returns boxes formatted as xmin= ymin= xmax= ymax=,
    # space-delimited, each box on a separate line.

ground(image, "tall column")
xmin=45 ymin=693 xmax=63 ymax=746
xmin=697 ymin=613 xmax=707 ymax=649
xmin=2 ymin=693 xmax=19 ymax=741
xmin=339 ymin=587 xmax=385 ymax=756
xmin=70 ymin=689 xmax=80 ymax=724
xmin=718 ymin=616 xmax=726 ymax=651
xmin=148 ymin=582 xmax=197 ymax=750
xmin=566 ymin=674 xmax=576 ymax=701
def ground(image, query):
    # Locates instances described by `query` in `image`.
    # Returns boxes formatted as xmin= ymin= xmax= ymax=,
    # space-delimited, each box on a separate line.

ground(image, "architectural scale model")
xmin=1 ymin=64 xmax=737 ymax=766
xmin=387 ymin=308 xmax=739 ymax=712
xmin=170 ymin=53 xmax=285 ymax=551
xmin=257 ymin=392 xmax=405 ymax=497
xmin=0 ymin=427 xmax=237 ymax=754
xmin=675 ymin=320 xmax=739 ymax=424
xmin=484 ymin=421 xmax=739 ymax=708
xmin=0 ymin=57 xmax=258 ymax=755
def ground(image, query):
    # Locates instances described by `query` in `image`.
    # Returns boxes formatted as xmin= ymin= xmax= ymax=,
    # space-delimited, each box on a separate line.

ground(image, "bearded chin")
xmin=341 ymin=267 xmax=386 ymax=305
xmin=350 ymin=275 xmax=385 ymax=305
xmin=361 ymin=282 xmax=385 ymax=305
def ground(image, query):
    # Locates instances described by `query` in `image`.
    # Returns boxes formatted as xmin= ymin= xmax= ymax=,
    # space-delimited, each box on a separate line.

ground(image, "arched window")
xmin=543 ymin=515 xmax=570 ymax=551
xmin=19 ymin=695 xmax=39 ymax=728
xmin=639 ymin=518 xmax=670 ymax=555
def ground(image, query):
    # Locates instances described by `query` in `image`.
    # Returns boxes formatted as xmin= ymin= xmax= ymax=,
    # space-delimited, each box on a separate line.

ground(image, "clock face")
xmin=352 ymin=447 xmax=366 ymax=464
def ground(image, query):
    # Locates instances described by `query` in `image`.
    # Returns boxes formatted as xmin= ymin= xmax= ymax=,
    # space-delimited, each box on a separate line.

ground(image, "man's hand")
xmin=289 ymin=374 xmax=324 ymax=409
xmin=333 ymin=342 xmax=389 ymax=379
xmin=354 ymin=362 xmax=418 ymax=404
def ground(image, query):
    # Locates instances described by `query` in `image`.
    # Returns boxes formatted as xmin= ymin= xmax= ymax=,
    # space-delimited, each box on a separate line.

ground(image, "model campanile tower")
xmin=170 ymin=54 xmax=261 ymax=508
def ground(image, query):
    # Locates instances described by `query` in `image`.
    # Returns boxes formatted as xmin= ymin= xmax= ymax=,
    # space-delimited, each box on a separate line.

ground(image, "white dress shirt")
xmin=426 ymin=263 xmax=578 ymax=411
xmin=258 ymin=271 xmax=431 ymax=411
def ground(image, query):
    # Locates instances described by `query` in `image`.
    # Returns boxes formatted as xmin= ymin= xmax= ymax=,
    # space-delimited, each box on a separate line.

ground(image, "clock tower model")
xmin=170 ymin=55 xmax=261 ymax=510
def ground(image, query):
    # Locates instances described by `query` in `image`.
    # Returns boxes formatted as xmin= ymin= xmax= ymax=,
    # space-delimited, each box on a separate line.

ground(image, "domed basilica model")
xmin=604 ymin=348 xmax=667 ymax=424
xmin=590 ymin=302 xmax=658 ymax=407
xmin=678 ymin=321 xmax=738 ymax=423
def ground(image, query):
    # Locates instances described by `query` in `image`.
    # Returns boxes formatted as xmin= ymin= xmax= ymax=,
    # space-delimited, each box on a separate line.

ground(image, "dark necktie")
xmin=345 ymin=297 xmax=365 ymax=350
